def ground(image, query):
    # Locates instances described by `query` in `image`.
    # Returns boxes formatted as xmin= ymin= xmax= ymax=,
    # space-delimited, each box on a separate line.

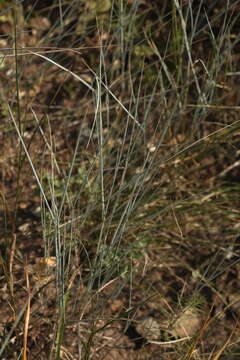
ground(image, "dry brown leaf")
xmin=136 ymin=317 xmax=161 ymax=341
xmin=170 ymin=308 xmax=201 ymax=338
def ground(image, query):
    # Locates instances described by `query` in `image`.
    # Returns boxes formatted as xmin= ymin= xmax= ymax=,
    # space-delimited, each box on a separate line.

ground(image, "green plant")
xmin=1 ymin=1 xmax=240 ymax=359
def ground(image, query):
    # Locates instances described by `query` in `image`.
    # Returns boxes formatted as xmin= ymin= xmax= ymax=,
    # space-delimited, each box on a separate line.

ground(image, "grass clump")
xmin=0 ymin=0 xmax=240 ymax=359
